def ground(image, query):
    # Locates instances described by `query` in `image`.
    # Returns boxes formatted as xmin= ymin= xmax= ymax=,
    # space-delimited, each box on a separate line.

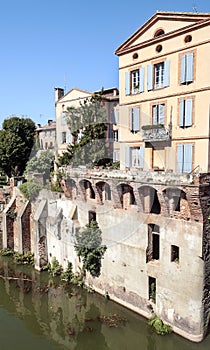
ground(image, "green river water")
xmin=0 ymin=256 xmax=209 ymax=350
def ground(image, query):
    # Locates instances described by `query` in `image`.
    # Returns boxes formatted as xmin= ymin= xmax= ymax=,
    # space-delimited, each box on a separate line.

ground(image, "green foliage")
xmin=24 ymin=150 xmax=54 ymax=182
xmin=0 ymin=116 xmax=36 ymax=177
xmin=47 ymin=257 xmax=63 ymax=277
xmin=13 ymin=252 xmax=34 ymax=265
xmin=148 ymin=315 xmax=172 ymax=335
xmin=0 ymin=248 xmax=14 ymax=256
xmin=19 ymin=181 xmax=43 ymax=200
xmin=58 ymin=89 xmax=111 ymax=167
xmin=61 ymin=261 xmax=73 ymax=282
xmin=6 ymin=208 xmax=17 ymax=220
xmin=75 ymin=221 xmax=107 ymax=277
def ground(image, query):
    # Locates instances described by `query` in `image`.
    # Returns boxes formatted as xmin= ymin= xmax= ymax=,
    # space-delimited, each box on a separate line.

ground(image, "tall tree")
xmin=58 ymin=90 xmax=111 ymax=167
xmin=0 ymin=116 xmax=36 ymax=177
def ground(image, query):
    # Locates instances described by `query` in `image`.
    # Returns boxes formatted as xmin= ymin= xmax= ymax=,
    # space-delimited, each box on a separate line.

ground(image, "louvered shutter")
xmin=180 ymin=55 xmax=186 ymax=84
xmin=152 ymin=105 xmax=158 ymax=125
xmin=139 ymin=146 xmax=145 ymax=168
xmin=185 ymin=99 xmax=193 ymax=126
xmin=139 ymin=67 xmax=145 ymax=92
xmin=147 ymin=65 xmax=153 ymax=91
xmin=125 ymin=72 xmax=130 ymax=95
xmin=113 ymin=109 xmax=118 ymax=124
xmin=60 ymin=132 xmax=63 ymax=144
xmin=163 ymin=60 xmax=170 ymax=87
xmin=133 ymin=107 xmax=140 ymax=131
xmin=186 ymin=53 xmax=194 ymax=83
xmin=183 ymin=144 xmax=193 ymax=173
xmin=177 ymin=144 xmax=184 ymax=172
xmin=125 ymin=147 xmax=131 ymax=167
xmin=179 ymin=100 xmax=184 ymax=126
xmin=130 ymin=109 xmax=133 ymax=131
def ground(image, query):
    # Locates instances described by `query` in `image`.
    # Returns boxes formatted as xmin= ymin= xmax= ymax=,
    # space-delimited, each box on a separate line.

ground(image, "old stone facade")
xmin=2 ymin=168 xmax=210 ymax=342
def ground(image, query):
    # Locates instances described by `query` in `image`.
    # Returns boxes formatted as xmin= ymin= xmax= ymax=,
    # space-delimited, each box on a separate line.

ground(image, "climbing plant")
xmin=74 ymin=221 xmax=107 ymax=277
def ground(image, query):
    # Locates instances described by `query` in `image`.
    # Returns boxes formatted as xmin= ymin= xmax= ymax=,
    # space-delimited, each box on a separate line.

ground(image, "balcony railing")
xmin=142 ymin=124 xmax=171 ymax=142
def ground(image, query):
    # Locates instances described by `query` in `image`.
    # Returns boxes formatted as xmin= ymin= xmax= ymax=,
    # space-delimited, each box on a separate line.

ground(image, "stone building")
xmin=54 ymin=87 xmax=119 ymax=159
xmin=36 ymin=120 xmax=56 ymax=150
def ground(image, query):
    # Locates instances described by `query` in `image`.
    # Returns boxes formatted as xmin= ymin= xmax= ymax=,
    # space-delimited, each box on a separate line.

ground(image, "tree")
xmin=58 ymin=89 xmax=112 ymax=167
xmin=24 ymin=150 xmax=54 ymax=183
xmin=0 ymin=116 xmax=36 ymax=177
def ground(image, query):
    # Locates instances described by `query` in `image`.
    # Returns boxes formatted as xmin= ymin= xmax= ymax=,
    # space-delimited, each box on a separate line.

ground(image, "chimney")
xmin=48 ymin=119 xmax=53 ymax=126
xmin=54 ymin=87 xmax=64 ymax=103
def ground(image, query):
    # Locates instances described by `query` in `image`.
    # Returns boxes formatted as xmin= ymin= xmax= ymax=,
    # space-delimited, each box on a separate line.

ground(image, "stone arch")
xmin=163 ymin=187 xmax=190 ymax=219
xmin=138 ymin=185 xmax=161 ymax=214
xmin=79 ymin=179 xmax=95 ymax=201
xmin=65 ymin=178 xmax=78 ymax=200
xmin=117 ymin=183 xmax=136 ymax=209
xmin=95 ymin=181 xmax=111 ymax=204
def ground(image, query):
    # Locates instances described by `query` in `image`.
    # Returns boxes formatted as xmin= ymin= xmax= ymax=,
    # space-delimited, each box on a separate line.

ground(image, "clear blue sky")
xmin=0 ymin=0 xmax=209 ymax=126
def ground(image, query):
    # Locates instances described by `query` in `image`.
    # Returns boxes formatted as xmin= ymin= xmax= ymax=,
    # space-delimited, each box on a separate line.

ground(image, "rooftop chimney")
xmin=54 ymin=87 xmax=64 ymax=103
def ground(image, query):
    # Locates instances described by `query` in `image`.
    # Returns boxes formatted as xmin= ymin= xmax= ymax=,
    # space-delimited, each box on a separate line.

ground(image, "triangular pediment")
xmin=58 ymin=88 xmax=92 ymax=103
xmin=115 ymin=11 xmax=210 ymax=55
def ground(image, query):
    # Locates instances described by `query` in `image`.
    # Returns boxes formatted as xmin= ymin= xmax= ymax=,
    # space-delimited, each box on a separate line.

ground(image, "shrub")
xmin=148 ymin=315 xmax=172 ymax=335
xmin=19 ymin=181 xmax=43 ymax=200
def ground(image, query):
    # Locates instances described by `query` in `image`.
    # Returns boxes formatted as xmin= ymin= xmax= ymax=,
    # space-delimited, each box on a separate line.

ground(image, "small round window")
xmin=184 ymin=35 xmax=192 ymax=43
xmin=154 ymin=29 xmax=165 ymax=38
xmin=133 ymin=52 xmax=138 ymax=59
xmin=156 ymin=44 xmax=162 ymax=53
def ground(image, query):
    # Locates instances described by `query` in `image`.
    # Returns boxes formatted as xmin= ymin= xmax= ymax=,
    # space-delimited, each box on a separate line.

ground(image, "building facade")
xmin=36 ymin=120 xmax=56 ymax=150
xmin=54 ymin=87 xmax=119 ymax=159
xmin=115 ymin=11 xmax=210 ymax=173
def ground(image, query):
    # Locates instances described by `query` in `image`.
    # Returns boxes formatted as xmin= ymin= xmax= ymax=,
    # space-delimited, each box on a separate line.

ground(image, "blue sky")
xmin=0 ymin=0 xmax=209 ymax=126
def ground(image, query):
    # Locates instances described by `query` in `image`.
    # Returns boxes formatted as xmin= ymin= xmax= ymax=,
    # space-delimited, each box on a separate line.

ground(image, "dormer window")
xmin=154 ymin=29 xmax=165 ymax=38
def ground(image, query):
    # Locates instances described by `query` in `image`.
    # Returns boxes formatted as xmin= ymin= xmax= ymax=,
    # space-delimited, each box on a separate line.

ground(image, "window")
xmin=125 ymin=146 xmax=144 ymax=168
xmin=113 ymin=151 xmax=119 ymax=162
xmin=125 ymin=68 xmax=145 ymax=95
xmin=180 ymin=53 xmax=194 ymax=84
xmin=154 ymin=29 xmax=165 ymax=38
xmin=152 ymin=104 xmax=165 ymax=125
xmin=113 ymin=109 xmax=119 ymax=124
xmin=88 ymin=211 xmax=96 ymax=223
xmin=171 ymin=245 xmax=179 ymax=263
xmin=147 ymin=60 xmax=170 ymax=91
xmin=149 ymin=277 xmax=156 ymax=303
xmin=113 ymin=130 xmax=119 ymax=142
xmin=61 ymin=112 xmax=67 ymax=125
xmin=147 ymin=224 xmax=160 ymax=262
xmin=61 ymin=132 xmax=67 ymax=144
xmin=130 ymin=107 xmax=140 ymax=132
xmin=177 ymin=143 xmax=193 ymax=173
xmin=179 ymin=98 xmax=193 ymax=127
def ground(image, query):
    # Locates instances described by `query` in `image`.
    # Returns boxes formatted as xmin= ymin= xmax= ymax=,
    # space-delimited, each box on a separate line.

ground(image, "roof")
xmin=115 ymin=11 xmax=210 ymax=55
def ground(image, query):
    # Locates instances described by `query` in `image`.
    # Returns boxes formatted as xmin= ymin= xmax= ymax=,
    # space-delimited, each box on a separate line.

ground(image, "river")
xmin=0 ymin=255 xmax=209 ymax=350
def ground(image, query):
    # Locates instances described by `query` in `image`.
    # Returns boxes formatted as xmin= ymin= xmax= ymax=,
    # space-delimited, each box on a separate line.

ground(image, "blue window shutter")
xmin=139 ymin=67 xmax=145 ymax=92
xmin=163 ymin=60 xmax=170 ymax=87
xmin=180 ymin=55 xmax=186 ymax=84
xmin=113 ymin=151 xmax=116 ymax=162
xmin=179 ymin=100 xmax=184 ymax=126
xmin=152 ymin=105 xmax=158 ymax=125
xmin=133 ymin=107 xmax=140 ymax=131
xmin=185 ymin=98 xmax=193 ymax=126
xmin=113 ymin=109 xmax=118 ymax=124
xmin=139 ymin=147 xmax=144 ymax=168
xmin=125 ymin=147 xmax=131 ymax=167
xmin=147 ymin=65 xmax=153 ymax=91
xmin=186 ymin=53 xmax=194 ymax=83
xmin=125 ymin=72 xmax=130 ymax=95
xmin=60 ymin=132 xmax=63 ymax=144
xmin=130 ymin=109 xmax=133 ymax=131
xmin=183 ymin=144 xmax=193 ymax=173
xmin=177 ymin=144 xmax=184 ymax=172
xmin=159 ymin=104 xmax=165 ymax=125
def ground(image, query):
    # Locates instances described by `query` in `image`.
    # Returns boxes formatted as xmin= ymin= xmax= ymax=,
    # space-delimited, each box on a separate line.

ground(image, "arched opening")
xmin=79 ymin=180 xmax=95 ymax=201
xmin=139 ymin=186 xmax=161 ymax=214
xmin=96 ymin=181 xmax=111 ymax=204
xmin=66 ymin=178 xmax=78 ymax=200
xmin=163 ymin=187 xmax=189 ymax=218
xmin=154 ymin=29 xmax=165 ymax=38
xmin=117 ymin=183 xmax=136 ymax=209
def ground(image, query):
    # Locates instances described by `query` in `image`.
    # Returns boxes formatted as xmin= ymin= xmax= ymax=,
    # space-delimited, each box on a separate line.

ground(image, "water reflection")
xmin=0 ymin=256 xmax=210 ymax=350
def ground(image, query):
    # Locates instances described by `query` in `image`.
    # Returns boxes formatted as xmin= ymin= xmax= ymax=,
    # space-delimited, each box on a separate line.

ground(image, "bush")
xmin=148 ymin=315 xmax=172 ymax=335
xmin=19 ymin=181 xmax=43 ymax=200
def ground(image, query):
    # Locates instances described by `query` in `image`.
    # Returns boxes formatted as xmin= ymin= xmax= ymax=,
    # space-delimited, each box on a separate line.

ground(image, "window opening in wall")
xmin=133 ymin=52 xmax=138 ymax=59
xmin=88 ymin=211 xmax=96 ymax=224
xmin=154 ymin=62 xmax=165 ymax=89
xmin=147 ymin=224 xmax=160 ymax=262
xmin=184 ymin=35 xmax=192 ymax=43
xmin=152 ymin=104 xmax=165 ymax=125
xmin=113 ymin=130 xmax=119 ymax=142
xmin=154 ymin=29 xmax=165 ymax=38
xmin=156 ymin=44 xmax=162 ymax=53
xmin=171 ymin=245 xmax=179 ymax=263
xmin=149 ymin=277 xmax=156 ymax=303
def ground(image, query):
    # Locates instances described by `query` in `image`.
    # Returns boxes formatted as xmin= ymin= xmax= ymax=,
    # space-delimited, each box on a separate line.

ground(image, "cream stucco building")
xmin=115 ymin=11 xmax=210 ymax=174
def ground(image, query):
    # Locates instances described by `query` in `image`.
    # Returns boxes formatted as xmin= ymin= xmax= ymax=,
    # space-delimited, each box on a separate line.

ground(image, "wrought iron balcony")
xmin=142 ymin=124 xmax=171 ymax=142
